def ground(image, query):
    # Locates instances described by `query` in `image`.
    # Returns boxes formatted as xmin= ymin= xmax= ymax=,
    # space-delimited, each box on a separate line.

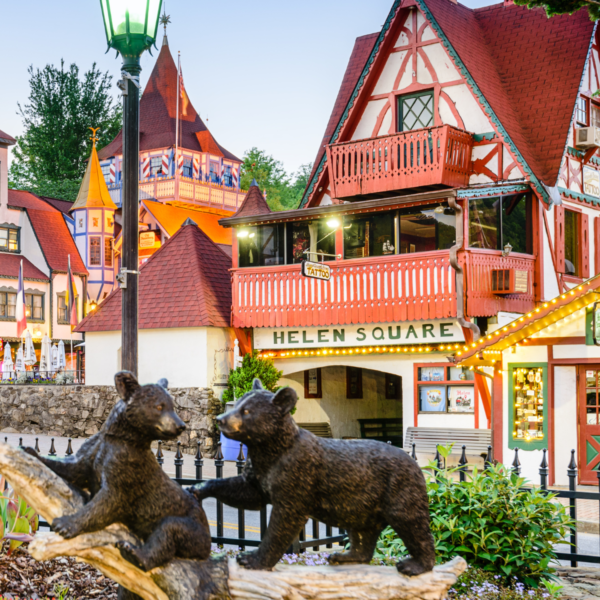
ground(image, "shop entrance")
xmin=578 ymin=366 xmax=600 ymax=484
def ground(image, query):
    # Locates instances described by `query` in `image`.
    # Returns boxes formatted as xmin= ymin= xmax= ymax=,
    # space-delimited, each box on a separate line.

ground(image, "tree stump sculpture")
xmin=0 ymin=442 xmax=466 ymax=600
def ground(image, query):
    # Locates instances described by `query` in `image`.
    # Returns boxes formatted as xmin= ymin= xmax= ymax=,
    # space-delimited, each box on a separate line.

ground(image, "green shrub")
xmin=375 ymin=463 xmax=572 ymax=587
xmin=222 ymin=351 xmax=283 ymax=406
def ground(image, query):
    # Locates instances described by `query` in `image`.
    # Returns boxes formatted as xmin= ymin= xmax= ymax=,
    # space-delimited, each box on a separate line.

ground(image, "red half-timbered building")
xmin=221 ymin=0 xmax=600 ymax=481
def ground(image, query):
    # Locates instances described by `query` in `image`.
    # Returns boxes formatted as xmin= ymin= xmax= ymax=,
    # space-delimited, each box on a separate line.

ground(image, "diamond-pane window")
xmin=398 ymin=92 xmax=434 ymax=132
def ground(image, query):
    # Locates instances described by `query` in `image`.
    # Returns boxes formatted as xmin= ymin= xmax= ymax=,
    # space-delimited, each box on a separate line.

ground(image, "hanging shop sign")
xmin=254 ymin=320 xmax=465 ymax=350
xmin=584 ymin=166 xmax=600 ymax=198
xmin=301 ymin=260 xmax=331 ymax=281
xmin=139 ymin=231 xmax=158 ymax=249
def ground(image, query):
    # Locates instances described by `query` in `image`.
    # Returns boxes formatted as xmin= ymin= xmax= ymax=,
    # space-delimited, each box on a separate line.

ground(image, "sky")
xmin=0 ymin=0 xmax=497 ymax=177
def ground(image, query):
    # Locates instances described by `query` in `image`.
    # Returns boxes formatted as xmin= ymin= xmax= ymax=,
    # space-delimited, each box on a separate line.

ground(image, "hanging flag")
xmin=142 ymin=157 xmax=150 ymax=179
xmin=65 ymin=256 xmax=79 ymax=331
xmin=109 ymin=162 xmax=116 ymax=184
xmin=162 ymin=150 xmax=170 ymax=175
xmin=179 ymin=67 xmax=190 ymax=117
xmin=16 ymin=261 xmax=26 ymax=338
xmin=193 ymin=156 xmax=200 ymax=179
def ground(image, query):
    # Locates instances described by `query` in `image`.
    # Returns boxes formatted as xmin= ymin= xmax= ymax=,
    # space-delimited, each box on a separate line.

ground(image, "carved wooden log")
xmin=0 ymin=442 xmax=467 ymax=600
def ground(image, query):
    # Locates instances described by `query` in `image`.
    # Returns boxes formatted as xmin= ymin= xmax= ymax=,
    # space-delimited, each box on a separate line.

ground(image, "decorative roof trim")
xmin=559 ymin=186 xmax=600 ymax=206
xmin=473 ymin=132 xmax=496 ymax=142
xmin=567 ymin=146 xmax=600 ymax=167
xmin=412 ymin=0 xmax=548 ymax=204
xmin=299 ymin=1 xmax=402 ymax=208
xmin=457 ymin=184 xmax=531 ymax=198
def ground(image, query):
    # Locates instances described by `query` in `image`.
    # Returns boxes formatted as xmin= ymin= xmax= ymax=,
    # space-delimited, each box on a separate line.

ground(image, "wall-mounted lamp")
xmin=327 ymin=219 xmax=340 ymax=229
xmin=502 ymin=243 xmax=513 ymax=258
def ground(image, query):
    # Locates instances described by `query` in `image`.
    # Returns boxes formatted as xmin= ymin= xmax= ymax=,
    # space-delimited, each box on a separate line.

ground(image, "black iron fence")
xmin=12 ymin=437 xmax=345 ymax=553
xmin=6 ymin=436 xmax=600 ymax=562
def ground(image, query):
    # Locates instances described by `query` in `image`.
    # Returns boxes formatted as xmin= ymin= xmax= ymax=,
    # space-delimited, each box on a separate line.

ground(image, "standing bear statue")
xmin=24 ymin=371 xmax=212 ymax=572
xmin=192 ymin=379 xmax=436 ymax=575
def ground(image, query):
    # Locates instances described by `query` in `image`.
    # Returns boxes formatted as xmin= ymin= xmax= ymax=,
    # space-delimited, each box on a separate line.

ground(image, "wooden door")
xmin=578 ymin=366 xmax=600 ymax=484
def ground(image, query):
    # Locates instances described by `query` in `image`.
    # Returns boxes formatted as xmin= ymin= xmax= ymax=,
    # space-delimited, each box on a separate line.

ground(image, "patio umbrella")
xmin=51 ymin=344 xmax=59 ymax=372
xmin=2 ymin=342 xmax=13 ymax=381
xmin=15 ymin=347 xmax=25 ymax=373
xmin=40 ymin=334 xmax=52 ymax=375
xmin=23 ymin=330 xmax=36 ymax=367
xmin=57 ymin=340 xmax=66 ymax=371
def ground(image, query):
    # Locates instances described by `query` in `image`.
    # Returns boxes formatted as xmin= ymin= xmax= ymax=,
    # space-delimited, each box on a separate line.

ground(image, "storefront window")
xmin=344 ymin=212 xmax=396 ymax=259
xmin=509 ymin=363 xmax=547 ymax=451
xmin=287 ymin=221 xmax=336 ymax=264
xmin=399 ymin=204 xmax=455 ymax=254
xmin=564 ymin=209 xmax=579 ymax=276
xmin=469 ymin=194 xmax=532 ymax=254
xmin=238 ymin=225 xmax=285 ymax=268
xmin=417 ymin=365 xmax=475 ymax=413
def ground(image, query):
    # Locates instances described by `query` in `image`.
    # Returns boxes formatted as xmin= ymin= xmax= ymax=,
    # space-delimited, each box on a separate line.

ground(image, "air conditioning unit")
xmin=491 ymin=269 xmax=529 ymax=295
xmin=576 ymin=126 xmax=600 ymax=149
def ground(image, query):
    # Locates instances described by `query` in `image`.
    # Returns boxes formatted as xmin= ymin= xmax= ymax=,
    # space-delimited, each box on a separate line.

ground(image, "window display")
xmin=417 ymin=364 xmax=475 ymax=414
xmin=509 ymin=364 xmax=547 ymax=450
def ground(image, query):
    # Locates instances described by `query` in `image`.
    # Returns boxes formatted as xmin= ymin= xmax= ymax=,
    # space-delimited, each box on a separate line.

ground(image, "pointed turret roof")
xmin=71 ymin=144 xmax=117 ymax=211
xmin=227 ymin=180 xmax=271 ymax=220
xmin=75 ymin=220 xmax=232 ymax=332
xmin=98 ymin=44 xmax=240 ymax=162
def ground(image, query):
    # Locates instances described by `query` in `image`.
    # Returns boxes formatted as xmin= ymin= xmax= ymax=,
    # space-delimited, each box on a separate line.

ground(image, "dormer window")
xmin=398 ymin=91 xmax=434 ymax=132
xmin=0 ymin=226 xmax=19 ymax=253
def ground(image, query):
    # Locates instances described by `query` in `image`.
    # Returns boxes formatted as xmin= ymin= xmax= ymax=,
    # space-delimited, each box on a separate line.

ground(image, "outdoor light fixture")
xmin=327 ymin=218 xmax=341 ymax=229
xmin=89 ymin=301 xmax=98 ymax=312
xmin=434 ymin=205 xmax=445 ymax=214
xmin=98 ymin=0 xmax=163 ymax=377
xmin=237 ymin=230 xmax=249 ymax=238
xmin=502 ymin=243 xmax=513 ymax=258
xmin=99 ymin=0 xmax=163 ymax=66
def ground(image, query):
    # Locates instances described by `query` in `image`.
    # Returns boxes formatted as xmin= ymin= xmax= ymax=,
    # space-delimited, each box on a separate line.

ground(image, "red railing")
xmin=326 ymin=125 xmax=473 ymax=199
xmin=231 ymin=252 xmax=457 ymax=329
xmin=463 ymin=251 xmax=536 ymax=317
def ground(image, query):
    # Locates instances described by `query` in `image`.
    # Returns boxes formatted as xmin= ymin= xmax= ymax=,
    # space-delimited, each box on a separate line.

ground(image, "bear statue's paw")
xmin=52 ymin=515 xmax=82 ymax=540
xmin=116 ymin=540 xmax=148 ymax=572
xmin=396 ymin=557 xmax=432 ymax=577
xmin=236 ymin=550 xmax=270 ymax=571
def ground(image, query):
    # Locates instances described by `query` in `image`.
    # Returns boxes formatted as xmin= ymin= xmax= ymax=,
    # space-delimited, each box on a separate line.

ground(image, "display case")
xmin=508 ymin=363 xmax=548 ymax=451
xmin=415 ymin=364 xmax=475 ymax=414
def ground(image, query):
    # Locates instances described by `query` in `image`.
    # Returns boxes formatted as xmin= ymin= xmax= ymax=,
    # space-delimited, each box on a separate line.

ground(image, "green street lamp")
xmin=99 ymin=0 xmax=163 ymax=377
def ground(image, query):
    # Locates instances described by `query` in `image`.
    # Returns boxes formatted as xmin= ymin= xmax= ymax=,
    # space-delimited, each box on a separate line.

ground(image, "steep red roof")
xmin=38 ymin=196 xmax=75 ymax=215
xmin=0 ymin=254 xmax=49 ymax=281
xmin=76 ymin=220 xmax=232 ymax=332
xmin=98 ymin=43 xmax=240 ymax=162
xmin=224 ymin=181 xmax=271 ymax=221
xmin=473 ymin=2 xmax=594 ymax=185
xmin=7 ymin=190 xmax=87 ymax=276
xmin=308 ymin=33 xmax=379 ymax=185
xmin=0 ymin=130 xmax=16 ymax=145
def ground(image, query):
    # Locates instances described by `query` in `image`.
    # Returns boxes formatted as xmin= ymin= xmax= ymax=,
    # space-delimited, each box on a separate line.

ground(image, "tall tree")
xmin=9 ymin=61 xmax=122 ymax=201
xmin=240 ymin=148 xmax=312 ymax=211
xmin=512 ymin=0 xmax=599 ymax=20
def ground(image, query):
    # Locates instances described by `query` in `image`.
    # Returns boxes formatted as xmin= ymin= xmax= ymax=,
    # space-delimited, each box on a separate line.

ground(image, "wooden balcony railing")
xmin=326 ymin=125 xmax=473 ymax=199
xmin=463 ymin=251 xmax=536 ymax=317
xmin=231 ymin=252 xmax=457 ymax=329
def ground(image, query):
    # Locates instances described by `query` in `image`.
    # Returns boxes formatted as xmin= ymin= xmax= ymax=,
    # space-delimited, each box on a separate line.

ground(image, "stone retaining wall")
xmin=0 ymin=385 xmax=222 ymax=457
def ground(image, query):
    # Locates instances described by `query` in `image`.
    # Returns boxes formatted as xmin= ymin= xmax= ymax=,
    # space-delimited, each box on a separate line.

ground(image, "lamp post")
xmin=99 ymin=0 xmax=163 ymax=376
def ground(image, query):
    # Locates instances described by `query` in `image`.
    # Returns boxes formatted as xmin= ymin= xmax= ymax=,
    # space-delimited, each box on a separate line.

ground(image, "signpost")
xmin=301 ymin=260 xmax=331 ymax=281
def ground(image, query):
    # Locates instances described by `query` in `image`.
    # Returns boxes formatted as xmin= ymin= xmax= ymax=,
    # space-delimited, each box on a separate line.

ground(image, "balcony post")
xmin=335 ymin=227 xmax=344 ymax=259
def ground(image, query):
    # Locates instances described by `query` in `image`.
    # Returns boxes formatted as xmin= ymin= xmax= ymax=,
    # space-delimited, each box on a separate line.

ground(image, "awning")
xmin=455 ymin=275 xmax=600 ymax=367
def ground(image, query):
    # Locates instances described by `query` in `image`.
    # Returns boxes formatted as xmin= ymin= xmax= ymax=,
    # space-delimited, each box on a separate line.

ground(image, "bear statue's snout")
xmin=217 ymin=410 xmax=242 ymax=438
xmin=157 ymin=412 xmax=186 ymax=438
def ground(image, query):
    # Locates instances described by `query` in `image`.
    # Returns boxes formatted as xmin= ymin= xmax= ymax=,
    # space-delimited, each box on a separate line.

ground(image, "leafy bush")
xmin=222 ymin=351 xmax=283 ymax=406
xmin=0 ymin=476 xmax=39 ymax=554
xmin=375 ymin=463 xmax=572 ymax=586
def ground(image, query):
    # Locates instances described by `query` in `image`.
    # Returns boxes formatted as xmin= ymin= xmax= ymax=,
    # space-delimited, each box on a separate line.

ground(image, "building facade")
xmin=221 ymin=0 xmax=600 ymax=479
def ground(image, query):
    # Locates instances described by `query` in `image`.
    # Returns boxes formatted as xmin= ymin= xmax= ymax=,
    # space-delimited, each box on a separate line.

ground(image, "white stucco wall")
xmin=554 ymin=366 xmax=578 ymax=487
xmin=85 ymin=326 xmax=235 ymax=389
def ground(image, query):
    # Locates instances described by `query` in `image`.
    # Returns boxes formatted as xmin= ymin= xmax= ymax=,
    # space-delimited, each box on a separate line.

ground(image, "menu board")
xmin=512 ymin=366 xmax=545 ymax=441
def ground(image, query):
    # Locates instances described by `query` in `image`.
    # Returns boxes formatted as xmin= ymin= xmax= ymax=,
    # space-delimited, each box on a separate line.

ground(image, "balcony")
xmin=326 ymin=125 xmax=473 ymax=200
xmin=231 ymin=250 xmax=536 ymax=329
xmin=107 ymin=176 xmax=246 ymax=211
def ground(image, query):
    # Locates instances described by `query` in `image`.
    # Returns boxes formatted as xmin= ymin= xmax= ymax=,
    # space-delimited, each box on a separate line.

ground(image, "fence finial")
xmin=539 ymin=448 xmax=548 ymax=490
xmin=411 ymin=443 xmax=417 ymax=460
xmin=512 ymin=447 xmax=521 ymax=475
xmin=568 ymin=449 xmax=577 ymax=472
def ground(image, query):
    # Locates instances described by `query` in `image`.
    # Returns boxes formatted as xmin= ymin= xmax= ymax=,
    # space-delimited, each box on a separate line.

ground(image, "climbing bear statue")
xmin=191 ymin=379 xmax=435 ymax=575
xmin=24 ymin=371 xmax=211 ymax=572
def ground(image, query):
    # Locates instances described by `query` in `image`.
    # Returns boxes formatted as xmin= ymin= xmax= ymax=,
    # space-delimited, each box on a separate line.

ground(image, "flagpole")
xmin=175 ymin=51 xmax=181 ymax=201
xmin=68 ymin=255 xmax=73 ymax=378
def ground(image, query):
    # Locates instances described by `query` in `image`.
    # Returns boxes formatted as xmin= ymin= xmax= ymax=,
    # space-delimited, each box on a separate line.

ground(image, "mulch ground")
xmin=0 ymin=545 xmax=118 ymax=600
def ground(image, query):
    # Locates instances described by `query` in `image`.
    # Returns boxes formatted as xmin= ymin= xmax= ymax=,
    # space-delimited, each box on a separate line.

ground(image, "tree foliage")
xmin=222 ymin=351 xmax=283 ymax=405
xmin=512 ymin=0 xmax=599 ymax=21
xmin=240 ymin=148 xmax=312 ymax=211
xmin=9 ymin=61 xmax=122 ymax=201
